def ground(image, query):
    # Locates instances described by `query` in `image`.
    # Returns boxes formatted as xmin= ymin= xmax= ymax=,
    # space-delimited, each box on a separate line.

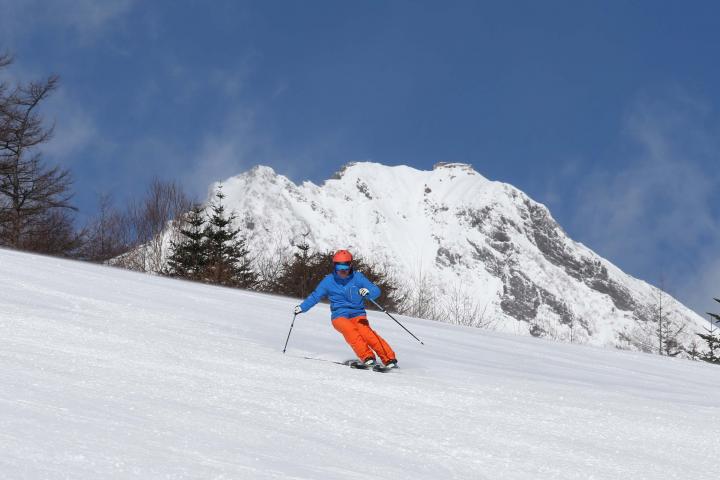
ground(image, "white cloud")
xmin=60 ymin=0 xmax=135 ymax=32
xmin=0 ymin=60 xmax=101 ymax=166
xmin=0 ymin=0 xmax=134 ymax=45
xmin=572 ymin=89 xmax=720 ymax=314
xmin=682 ymin=255 xmax=720 ymax=323
xmin=184 ymin=108 xmax=260 ymax=198
xmin=42 ymin=88 xmax=99 ymax=161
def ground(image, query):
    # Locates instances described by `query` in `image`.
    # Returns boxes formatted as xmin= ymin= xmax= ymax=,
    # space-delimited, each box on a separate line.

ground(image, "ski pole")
xmin=282 ymin=313 xmax=297 ymax=353
xmin=366 ymin=297 xmax=424 ymax=345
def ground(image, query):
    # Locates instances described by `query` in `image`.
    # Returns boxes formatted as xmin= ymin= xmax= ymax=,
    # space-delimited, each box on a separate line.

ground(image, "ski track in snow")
xmin=1 ymin=248 xmax=719 ymax=479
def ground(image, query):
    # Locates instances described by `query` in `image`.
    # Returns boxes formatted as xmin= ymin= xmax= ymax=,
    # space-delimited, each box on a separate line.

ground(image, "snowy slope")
xmin=216 ymin=162 xmax=706 ymax=352
xmin=2 ymin=248 xmax=719 ymax=479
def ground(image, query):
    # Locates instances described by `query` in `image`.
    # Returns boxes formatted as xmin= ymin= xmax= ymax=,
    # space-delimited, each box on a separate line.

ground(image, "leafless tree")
xmin=440 ymin=282 xmax=495 ymax=329
xmin=116 ymin=178 xmax=191 ymax=272
xmin=0 ymin=53 xmax=76 ymax=253
xmin=626 ymin=281 xmax=687 ymax=356
xmin=253 ymin=234 xmax=293 ymax=290
xmin=0 ymin=52 xmax=14 ymax=140
xmin=28 ymin=209 xmax=82 ymax=255
xmin=396 ymin=266 xmax=443 ymax=321
xmin=652 ymin=279 xmax=686 ymax=356
xmin=80 ymin=193 xmax=133 ymax=262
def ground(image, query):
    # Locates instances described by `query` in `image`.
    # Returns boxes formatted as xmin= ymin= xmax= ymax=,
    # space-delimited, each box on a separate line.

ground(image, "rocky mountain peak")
xmin=432 ymin=162 xmax=476 ymax=174
xmin=212 ymin=162 xmax=705 ymax=354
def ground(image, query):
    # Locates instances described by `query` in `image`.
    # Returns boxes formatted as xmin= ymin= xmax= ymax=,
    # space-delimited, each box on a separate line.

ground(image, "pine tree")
xmin=202 ymin=187 xmax=256 ymax=288
xmin=166 ymin=204 xmax=207 ymax=280
xmin=229 ymin=234 xmax=256 ymax=289
xmin=697 ymin=298 xmax=720 ymax=364
xmin=709 ymin=299 xmax=720 ymax=327
xmin=270 ymin=233 xmax=318 ymax=298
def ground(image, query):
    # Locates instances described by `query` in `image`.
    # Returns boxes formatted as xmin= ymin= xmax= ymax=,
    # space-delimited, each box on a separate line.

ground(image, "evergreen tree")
xmin=270 ymin=233 xmax=318 ymax=298
xmin=709 ymin=299 xmax=720 ymax=326
xmin=686 ymin=340 xmax=701 ymax=361
xmin=697 ymin=298 xmax=720 ymax=364
xmin=202 ymin=187 xmax=256 ymax=288
xmin=166 ymin=204 xmax=207 ymax=280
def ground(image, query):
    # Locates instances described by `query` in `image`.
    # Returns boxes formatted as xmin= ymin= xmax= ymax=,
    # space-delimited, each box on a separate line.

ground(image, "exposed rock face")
xmin=210 ymin=162 xmax=705 ymax=352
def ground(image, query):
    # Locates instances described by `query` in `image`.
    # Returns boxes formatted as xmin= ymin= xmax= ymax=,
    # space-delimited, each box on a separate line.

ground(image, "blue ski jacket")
xmin=299 ymin=270 xmax=381 ymax=320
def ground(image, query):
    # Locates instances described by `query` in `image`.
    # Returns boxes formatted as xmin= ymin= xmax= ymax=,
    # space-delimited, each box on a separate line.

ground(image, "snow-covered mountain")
xmin=2 ymin=247 xmax=719 ymax=479
xmin=216 ymin=162 xmax=706 ymax=351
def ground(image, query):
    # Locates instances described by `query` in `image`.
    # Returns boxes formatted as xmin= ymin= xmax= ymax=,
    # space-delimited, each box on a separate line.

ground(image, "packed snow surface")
xmin=1 ymin=248 xmax=719 ymax=479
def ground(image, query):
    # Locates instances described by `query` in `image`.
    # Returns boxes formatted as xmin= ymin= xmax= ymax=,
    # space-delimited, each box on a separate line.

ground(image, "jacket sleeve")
xmin=357 ymin=272 xmax=381 ymax=301
xmin=299 ymin=277 xmax=329 ymax=312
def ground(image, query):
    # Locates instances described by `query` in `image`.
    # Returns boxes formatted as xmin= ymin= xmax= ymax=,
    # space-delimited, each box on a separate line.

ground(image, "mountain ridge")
xmin=214 ymin=161 xmax=705 ymax=353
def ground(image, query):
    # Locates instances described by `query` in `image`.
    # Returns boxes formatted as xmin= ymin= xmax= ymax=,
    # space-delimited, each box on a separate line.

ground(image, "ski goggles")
xmin=335 ymin=263 xmax=351 ymax=272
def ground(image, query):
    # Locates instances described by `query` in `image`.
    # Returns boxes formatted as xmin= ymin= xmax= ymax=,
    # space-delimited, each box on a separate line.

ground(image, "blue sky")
xmin=1 ymin=0 xmax=719 ymax=316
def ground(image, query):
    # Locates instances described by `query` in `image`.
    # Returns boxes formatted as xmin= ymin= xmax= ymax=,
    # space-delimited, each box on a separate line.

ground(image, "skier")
xmin=293 ymin=249 xmax=398 ymax=369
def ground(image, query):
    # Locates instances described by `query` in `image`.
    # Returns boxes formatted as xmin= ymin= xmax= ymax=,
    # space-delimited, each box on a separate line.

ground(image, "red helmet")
xmin=332 ymin=249 xmax=353 ymax=263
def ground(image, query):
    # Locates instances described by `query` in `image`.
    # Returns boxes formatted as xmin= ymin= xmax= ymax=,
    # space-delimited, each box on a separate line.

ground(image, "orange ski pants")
xmin=332 ymin=315 xmax=396 ymax=363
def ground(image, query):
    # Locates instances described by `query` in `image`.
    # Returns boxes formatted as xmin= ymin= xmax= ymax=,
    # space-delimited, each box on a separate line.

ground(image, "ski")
xmin=347 ymin=360 xmax=393 ymax=373
xmin=372 ymin=364 xmax=393 ymax=373
xmin=347 ymin=360 xmax=370 ymax=370
xmin=303 ymin=356 xmax=350 ymax=367
xmin=304 ymin=357 xmax=394 ymax=373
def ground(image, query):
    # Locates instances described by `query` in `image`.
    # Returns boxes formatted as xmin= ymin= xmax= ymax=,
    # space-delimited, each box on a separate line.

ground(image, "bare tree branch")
xmin=0 ymin=53 xmax=73 ymax=253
